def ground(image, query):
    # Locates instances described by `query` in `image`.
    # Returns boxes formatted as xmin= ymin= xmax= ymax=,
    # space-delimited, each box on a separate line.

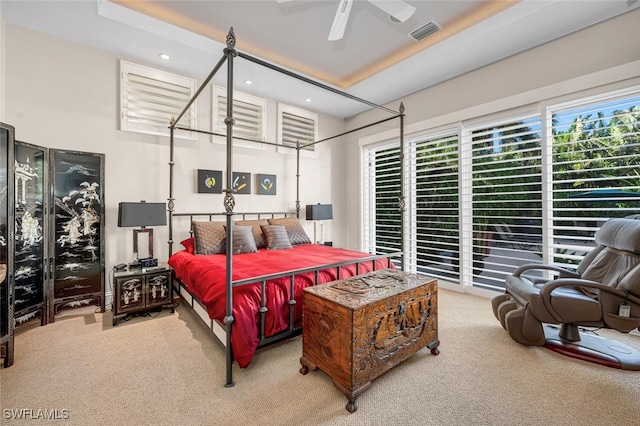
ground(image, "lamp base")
xmin=314 ymin=220 xmax=325 ymax=245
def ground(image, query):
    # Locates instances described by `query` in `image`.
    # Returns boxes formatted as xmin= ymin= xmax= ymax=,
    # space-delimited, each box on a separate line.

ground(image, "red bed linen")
xmin=168 ymin=244 xmax=393 ymax=368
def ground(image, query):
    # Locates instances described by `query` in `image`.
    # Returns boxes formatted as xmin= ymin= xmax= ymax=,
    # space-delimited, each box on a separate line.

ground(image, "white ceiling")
xmin=2 ymin=0 xmax=639 ymax=118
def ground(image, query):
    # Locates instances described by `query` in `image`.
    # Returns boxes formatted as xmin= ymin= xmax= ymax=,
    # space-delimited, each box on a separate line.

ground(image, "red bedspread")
xmin=168 ymin=244 xmax=393 ymax=368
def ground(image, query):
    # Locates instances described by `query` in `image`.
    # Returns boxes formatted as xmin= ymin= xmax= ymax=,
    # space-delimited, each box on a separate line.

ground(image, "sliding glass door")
xmin=363 ymin=88 xmax=640 ymax=292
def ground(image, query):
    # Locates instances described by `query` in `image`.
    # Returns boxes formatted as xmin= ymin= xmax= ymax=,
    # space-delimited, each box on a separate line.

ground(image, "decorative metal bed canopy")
xmin=167 ymin=27 xmax=406 ymax=386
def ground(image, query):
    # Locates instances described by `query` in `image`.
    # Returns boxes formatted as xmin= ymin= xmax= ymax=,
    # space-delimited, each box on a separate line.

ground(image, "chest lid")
xmin=304 ymin=269 xmax=434 ymax=309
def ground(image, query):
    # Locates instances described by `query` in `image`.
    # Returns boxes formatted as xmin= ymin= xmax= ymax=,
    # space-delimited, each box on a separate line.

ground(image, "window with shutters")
xmin=120 ymin=61 xmax=196 ymax=140
xmin=212 ymin=86 xmax=266 ymax=149
xmin=362 ymin=86 xmax=640 ymax=293
xmin=469 ymin=115 xmax=543 ymax=291
xmin=277 ymin=103 xmax=317 ymax=155
xmin=410 ymin=131 xmax=461 ymax=282
xmin=363 ymin=143 xmax=403 ymax=259
xmin=550 ymin=92 xmax=640 ymax=270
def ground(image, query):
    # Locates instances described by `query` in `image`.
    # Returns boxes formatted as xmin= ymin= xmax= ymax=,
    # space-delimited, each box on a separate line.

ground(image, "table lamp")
xmin=306 ymin=203 xmax=333 ymax=244
xmin=118 ymin=201 xmax=166 ymax=267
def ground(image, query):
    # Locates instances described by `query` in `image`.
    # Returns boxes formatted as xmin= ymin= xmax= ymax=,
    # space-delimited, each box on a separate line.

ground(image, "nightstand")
xmin=112 ymin=264 xmax=174 ymax=326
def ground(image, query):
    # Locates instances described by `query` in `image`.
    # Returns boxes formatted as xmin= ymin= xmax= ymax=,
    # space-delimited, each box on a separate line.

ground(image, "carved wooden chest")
xmin=300 ymin=269 xmax=439 ymax=413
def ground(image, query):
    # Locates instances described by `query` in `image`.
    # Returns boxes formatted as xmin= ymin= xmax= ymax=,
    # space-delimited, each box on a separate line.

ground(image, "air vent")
xmin=409 ymin=21 xmax=440 ymax=41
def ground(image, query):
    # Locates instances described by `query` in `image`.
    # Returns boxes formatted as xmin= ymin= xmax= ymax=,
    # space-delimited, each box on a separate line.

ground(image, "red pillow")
xmin=181 ymin=237 xmax=195 ymax=254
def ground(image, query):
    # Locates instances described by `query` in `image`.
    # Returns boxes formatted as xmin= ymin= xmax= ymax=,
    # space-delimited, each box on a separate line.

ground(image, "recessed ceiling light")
xmin=305 ymin=98 xmax=312 ymax=102
xmin=244 ymin=80 xmax=253 ymax=85
xmin=159 ymin=53 xmax=170 ymax=60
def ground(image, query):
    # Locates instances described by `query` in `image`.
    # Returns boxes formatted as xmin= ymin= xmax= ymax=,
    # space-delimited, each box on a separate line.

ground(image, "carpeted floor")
xmin=2 ymin=288 xmax=640 ymax=426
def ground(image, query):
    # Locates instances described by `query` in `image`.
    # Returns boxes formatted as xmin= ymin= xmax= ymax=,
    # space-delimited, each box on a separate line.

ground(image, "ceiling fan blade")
xmin=328 ymin=0 xmax=354 ymax=41
xmin=367 ymin=0 xmax=416 ymax=22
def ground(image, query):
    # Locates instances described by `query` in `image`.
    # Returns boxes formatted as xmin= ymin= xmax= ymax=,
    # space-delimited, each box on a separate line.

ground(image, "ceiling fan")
xmin=277 ymin=0 xmax=417 ymax=41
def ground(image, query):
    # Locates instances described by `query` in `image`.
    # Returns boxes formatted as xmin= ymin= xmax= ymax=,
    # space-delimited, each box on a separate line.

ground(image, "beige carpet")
xmin=2 ymin=288 xmax=640 ymax=426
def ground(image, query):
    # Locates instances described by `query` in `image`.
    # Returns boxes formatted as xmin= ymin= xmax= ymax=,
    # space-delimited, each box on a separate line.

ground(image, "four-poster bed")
xmin=167 ymin=28 xmax=406 ymax=387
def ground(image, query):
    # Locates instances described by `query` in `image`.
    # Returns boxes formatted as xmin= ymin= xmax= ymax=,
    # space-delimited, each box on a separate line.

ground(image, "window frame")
xmin=120 ymin=60 xmax=196 ymax=141
xmin=277 ymin=103 xmax=318 ymax=157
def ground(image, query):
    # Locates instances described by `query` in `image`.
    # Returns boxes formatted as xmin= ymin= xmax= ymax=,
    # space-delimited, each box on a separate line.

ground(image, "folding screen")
xmin=14 ymin=141 xmax=47 ymax=325
xmin=48 ymin=149 xmax=105 ymax=321
xmin=0 ymin=122 xmax=15 ymax=367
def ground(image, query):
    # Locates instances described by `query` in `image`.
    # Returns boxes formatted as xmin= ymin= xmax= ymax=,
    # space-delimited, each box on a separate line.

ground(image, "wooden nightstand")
xmin=112 ymin=264 xmax=174 ymax=326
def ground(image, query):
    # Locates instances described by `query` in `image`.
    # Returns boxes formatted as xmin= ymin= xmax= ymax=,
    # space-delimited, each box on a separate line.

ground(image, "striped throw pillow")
xmin=260 ymin=225 xmax=293 ymax=251
xmin=267 ymin=218 xmax=311 ymax=245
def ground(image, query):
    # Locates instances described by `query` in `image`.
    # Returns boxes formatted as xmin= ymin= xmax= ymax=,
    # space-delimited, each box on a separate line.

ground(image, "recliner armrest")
xmin=541 ymin=280 xmax=640 ymax=306
xmin=513 ymin=264 xmax=580 ymax=279
xmin=538 ymin=279 xmax=640 ymax=321
xmin=506 ymin=275 xmax=542 ymax=303
xmin=538 ymin=278 xmax=605 ymax=298
xmin=505 ymin=275 xmax=563 ymax=323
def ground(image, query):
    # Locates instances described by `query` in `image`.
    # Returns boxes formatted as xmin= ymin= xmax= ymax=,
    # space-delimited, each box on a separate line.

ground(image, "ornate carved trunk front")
xmin=301 ymin=269 xmax=439 ymax=412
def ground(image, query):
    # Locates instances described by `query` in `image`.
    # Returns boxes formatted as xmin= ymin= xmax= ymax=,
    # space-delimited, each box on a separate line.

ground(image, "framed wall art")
xmin=197 ymin=169 xmax=222 ymax=194
xmin=232 ymin=172 xmax=251 ymax=194
xmin=257 ymin=174 xmax=277 ymax=195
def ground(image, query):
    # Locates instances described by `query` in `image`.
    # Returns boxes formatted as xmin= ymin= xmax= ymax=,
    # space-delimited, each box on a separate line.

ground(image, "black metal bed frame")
xmin=168 ymin=28 xmax=406 ymax=387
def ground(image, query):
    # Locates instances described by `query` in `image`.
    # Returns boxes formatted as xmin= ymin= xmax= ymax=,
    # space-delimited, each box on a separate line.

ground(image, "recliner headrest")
xmin=595 ymin=218 xmax=640 ymax=254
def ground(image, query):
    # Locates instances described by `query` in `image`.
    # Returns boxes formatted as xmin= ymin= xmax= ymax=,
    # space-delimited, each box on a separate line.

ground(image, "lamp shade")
xmin=306 ymin=204 xmax=333 ymax=221
xmin=118 ymin=202 xmax=167 ymax=227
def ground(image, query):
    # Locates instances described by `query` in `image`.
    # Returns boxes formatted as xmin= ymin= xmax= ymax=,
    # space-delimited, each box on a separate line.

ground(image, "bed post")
xmin=223 ymin=27 xmax=238 ymax=388
xmin=399 ymin=102 xmax=406 ymax=271
xmin=168 ymin=123 xmax=175 ymax=256
xmin=296 ymin=141 xmax=301 ymax=219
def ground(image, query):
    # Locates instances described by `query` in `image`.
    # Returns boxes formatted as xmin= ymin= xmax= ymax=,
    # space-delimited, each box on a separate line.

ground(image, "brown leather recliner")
xmin=492 ymin=217 xmax=640 ymax=370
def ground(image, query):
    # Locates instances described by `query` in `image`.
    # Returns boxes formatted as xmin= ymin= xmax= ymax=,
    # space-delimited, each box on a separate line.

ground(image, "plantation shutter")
xmin=124 ymin=73 xmax=193 ymax=128
xmin=281 ymin=112 xmax=316 ymax=151
xmin=409 ymin=132 xmax=460 ymax=281
xmin=470 ymin=115 xmax=543 ymax=290
xmin=550 ymin=94 xmax=640 ymax=268
xmin=215 ymin=94 xmax=265 ymax=141
xmin=120 ymin=61 xmax=196 ymax=139
xmin=363 ymin=144 xmax=402 ymax=255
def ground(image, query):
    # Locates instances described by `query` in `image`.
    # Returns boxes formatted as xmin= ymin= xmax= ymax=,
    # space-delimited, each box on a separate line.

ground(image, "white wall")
xmin=342 ymin=8 xmax=640 ymax=251
xmin=3 ymin=25 xmax=348 ymax=296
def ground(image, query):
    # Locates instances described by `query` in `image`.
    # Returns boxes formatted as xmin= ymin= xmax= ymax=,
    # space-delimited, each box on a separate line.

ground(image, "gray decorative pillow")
xmin=192 ymin=221 xmax=226 ymax=255
xmin=234 ymin=219 xmax=268 ymax=249
xmin=231 ymin=226 xmax=258 ymax=254
xmin=261 ymin=225 xmax=293 ymax=251
xmin=267 ymin=217 xmax=311 ymax=245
